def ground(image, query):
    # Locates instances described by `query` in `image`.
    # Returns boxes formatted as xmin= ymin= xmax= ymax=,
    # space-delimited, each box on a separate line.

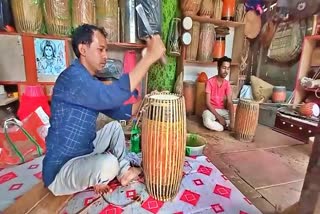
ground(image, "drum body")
xmin=96 ymin=0 xmax=119 ymax=42
xmin=181 ymin=0 xmax=202 ymax=16
xmin=11 ymin=0 xmax=43 ymax=33
xmin=72 ymin=0 xmax=96 ymax=29
xmin=183 ymin=81 xmax=196 ymax=115
xmin=141 ymin=93 xmax=186 ymax=201
xmin=43 ymin=0 xmax=72 ymax=36
xmin=197 ymin=23 xmax=215 ymax=62
xmin=234 ymin=99 xmax=259 ymax=142
xmin=272 ymin=86 xmax=286 ymax=103
xmin=185 ymin=21 xmax=200 ymax=61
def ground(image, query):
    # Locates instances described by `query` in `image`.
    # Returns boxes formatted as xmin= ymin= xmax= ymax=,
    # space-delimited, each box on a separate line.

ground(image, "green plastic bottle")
xmin=130 ymin=121 xmax=141 ymax=153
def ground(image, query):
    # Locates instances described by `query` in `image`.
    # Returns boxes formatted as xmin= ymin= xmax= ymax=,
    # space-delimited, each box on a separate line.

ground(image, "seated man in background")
xmin=42 ymin=24 xmax=165 ymax=196
xmin=202 ymin=56 xmax=234 ymax=132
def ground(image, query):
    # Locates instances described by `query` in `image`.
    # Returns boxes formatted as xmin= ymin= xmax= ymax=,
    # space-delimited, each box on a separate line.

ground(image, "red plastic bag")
xmin=0 ymin=108 xmax=49 ymax=167
xmin=17 ymin=95 xmax=50 ymax=120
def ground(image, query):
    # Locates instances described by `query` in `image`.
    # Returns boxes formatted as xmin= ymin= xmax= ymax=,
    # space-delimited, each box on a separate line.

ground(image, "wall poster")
xmin=34 ymin=38 xmax=67 ymax=82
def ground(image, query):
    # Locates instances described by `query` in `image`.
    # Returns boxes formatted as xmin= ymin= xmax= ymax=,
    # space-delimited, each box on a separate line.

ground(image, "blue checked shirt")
xmin=42 ymin=59 xmax=136 ymax=187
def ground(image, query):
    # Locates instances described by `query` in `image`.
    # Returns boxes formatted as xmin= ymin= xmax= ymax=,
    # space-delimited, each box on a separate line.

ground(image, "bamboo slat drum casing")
xmin=11 ymin=0 xmax=43 ymax=33
xmin=96 ymin=0 xmax=118 ymax=42
xmin=195 ymin=81 xmax=206 ymax=117
xmin=43 ymin=0 xmax=72 ymax=35
xmin=72 ymin=0 xmax=96 ymax=29
xmin=141 ymin=93 xmax=186 ymax=201
xmin=197 ymin=23 xmax=215 ymax=62
xmin=234 ymin=99 xmax=259 ymax=142
xmin=185 ymin=21 xmax=200 ymax=60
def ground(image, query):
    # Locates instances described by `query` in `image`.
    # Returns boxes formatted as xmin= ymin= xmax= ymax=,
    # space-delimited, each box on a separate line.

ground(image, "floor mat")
xmin=61 ymin=156 xmax=262 ymax=214
xmin=0 ymin=156 xmax=44 ymax=211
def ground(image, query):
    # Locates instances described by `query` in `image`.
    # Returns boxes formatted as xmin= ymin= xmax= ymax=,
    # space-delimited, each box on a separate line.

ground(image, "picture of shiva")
xmin=35 ymin=39 xmax=66 ymax=76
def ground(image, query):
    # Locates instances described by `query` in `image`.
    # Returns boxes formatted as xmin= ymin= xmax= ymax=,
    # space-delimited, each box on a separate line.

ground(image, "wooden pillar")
xmin=299 ymin=134 xmax=320 ymax=213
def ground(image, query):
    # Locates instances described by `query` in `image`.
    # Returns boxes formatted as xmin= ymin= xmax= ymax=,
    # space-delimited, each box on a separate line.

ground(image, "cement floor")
xmin=187 ymin=116 xmax=312 ymax=214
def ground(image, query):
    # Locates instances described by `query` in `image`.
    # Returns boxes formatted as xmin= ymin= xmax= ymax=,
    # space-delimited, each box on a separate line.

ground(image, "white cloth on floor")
xmin=48 ymin=121 xmax=131 ymax=196
xmin=202 ymin=109 xmax=230 ymax=131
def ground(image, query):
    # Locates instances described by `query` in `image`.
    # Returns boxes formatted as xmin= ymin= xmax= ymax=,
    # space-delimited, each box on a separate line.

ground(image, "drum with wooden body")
xmin=234 ymin=99 xmax=259 ymax=142
xmin=141 ymin=93 xmax=186 ymax=201
xmin=43 ymin=0 xmax=72 ymax=36
xmin=11 ymin=0 xmax=43 ymax=33
xmin=185 ymin=21 xmax=200 ymax=61
xmin=197 ymin=23 xmax=215 ymax=62
xmin=183 ymin=81 xmax=196 ymax=115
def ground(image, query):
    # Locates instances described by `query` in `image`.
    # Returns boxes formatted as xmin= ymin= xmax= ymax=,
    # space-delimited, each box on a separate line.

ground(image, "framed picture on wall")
xmin=34 ymin=38 xmax=67 ymax=82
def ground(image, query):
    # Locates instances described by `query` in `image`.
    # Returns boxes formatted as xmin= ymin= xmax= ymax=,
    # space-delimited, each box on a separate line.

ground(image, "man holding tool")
xmin=42 ymin=24 xmax=166 ymax=196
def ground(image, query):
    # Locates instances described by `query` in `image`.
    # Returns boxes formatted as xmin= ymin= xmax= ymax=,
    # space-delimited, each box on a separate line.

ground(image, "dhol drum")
xmin=72 ymin=0 xmax=96 ymax=29
xmin=299 ymin=102 xmax=320 ymax=117
xmin=183 ymin=81 xmax=196 ymax=115
xmin=197 ymin=23 xmax=215 ymax=62
xmin=11 ymin=0 xmax=43 ymax=33
xmin=185 ymin=21 xmax=200 ymax=61
xmin=141 ymin=92 xmax=186 ymax=201
xmin=43 ymin=0 xmax=72 ymax=36
xmin=234 ymin=99 xmax=259 ymax=142
xmin=272 ymin=86 xmax=286 ymax=103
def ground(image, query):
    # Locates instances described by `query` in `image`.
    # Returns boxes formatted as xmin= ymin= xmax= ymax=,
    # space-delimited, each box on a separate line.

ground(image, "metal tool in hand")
xmin=135 ymin=4 xmax=167 ymax=65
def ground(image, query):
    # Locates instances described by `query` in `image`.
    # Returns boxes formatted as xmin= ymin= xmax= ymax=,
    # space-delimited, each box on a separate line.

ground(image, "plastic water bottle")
xmin=130 ymin=121 xmax=141 ymax=153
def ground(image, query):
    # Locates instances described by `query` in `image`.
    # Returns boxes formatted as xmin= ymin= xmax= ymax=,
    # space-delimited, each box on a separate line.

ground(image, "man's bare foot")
xmin=93 ymin=183 xmax=112 ymax=194
xmin=119 ymin=167 xmax=142 ymax=186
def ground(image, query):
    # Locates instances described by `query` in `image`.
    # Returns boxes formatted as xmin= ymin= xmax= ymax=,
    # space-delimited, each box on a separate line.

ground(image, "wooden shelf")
xmin=184 ymin=60 xmax=239 ymax=66
xmin=190 ymin=16 xmax=245 ymax=28
xmin=0 ymin=32 xmax=145 ymax=49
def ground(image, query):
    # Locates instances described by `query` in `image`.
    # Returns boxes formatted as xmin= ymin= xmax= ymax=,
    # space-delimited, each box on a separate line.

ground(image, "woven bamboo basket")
xmin=141 ymin=92 xmax=186 ymax=201
xmin=43 ymin=0 xmax=72 ymax=35
xmin=11 ymin=0 xmax=43 ymax=33
xmin=72 ymin=0 xmax=96 ymax=29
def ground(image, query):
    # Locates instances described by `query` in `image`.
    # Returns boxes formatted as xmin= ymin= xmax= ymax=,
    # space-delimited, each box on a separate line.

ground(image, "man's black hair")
xmin=71 ymin=24 xmax=107 ymax=58
xmin=217 ymin=56 xmax=232 ymax=69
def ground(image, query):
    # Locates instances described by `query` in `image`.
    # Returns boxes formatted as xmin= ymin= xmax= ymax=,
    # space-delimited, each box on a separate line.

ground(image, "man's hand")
xmin=216 ymin=115 xmax=226 ymax=126
xmin=93 ymin=183 xmax=112 ymax=195
xmin=228 ymin=121 xmax=234 ymax=131
xmin=144 ymin=35 xmax=166 ymax=65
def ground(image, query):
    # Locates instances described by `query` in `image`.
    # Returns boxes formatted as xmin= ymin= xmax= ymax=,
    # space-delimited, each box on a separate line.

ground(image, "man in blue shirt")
xmin=42 ymin=24 xmax=165 ymax=196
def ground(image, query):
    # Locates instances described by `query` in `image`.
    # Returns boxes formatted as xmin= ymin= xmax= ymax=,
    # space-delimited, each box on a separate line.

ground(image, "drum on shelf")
xmin=43 ymin=0 xmax=72 ymax=36
xmin=11 ymin=0 xmax=43 ymax=34
xmin=96 ymin=0 xmax=119 ymax=42
xmin=272 ymin=86 xmax=286 ymax=103
xmin=197 ymin=23 xmax=215 ymax=62
xmin=234 ymin=99 xmax=259 ymax=142
xmin=185 ymin=21 xmax=200 ymax=61
xmin=141 ymin=92 xmax=186 ymax=201
xmin=72 ymin=0 xmax=96 ymax=29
